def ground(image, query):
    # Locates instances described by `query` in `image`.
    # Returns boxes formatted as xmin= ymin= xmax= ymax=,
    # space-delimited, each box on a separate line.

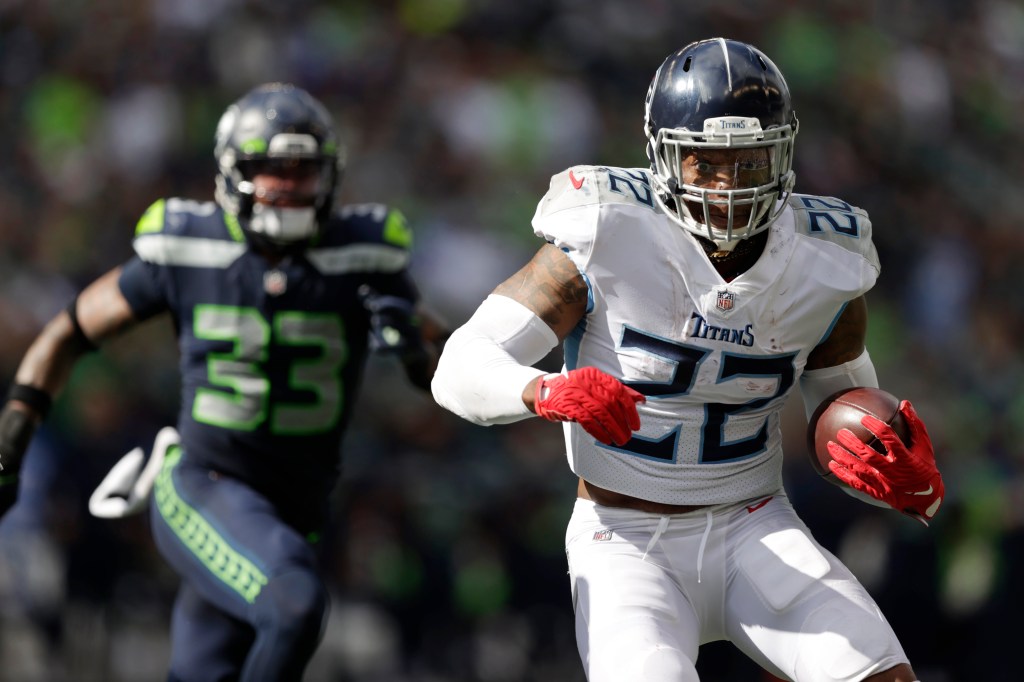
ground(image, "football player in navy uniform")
xmin=431 ymin=40 xmax=942 ymax=682
xmin=0 ymin=83 xmax=445 ymax=680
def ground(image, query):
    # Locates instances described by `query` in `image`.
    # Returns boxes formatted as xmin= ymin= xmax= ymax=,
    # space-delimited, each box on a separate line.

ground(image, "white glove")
xmin=89 ymin=426 xmax=179 ymax=518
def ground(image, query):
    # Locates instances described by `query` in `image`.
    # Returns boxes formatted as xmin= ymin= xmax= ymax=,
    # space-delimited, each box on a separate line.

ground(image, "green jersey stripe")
xmin=154 ymin=447 xmax=269 ymax=604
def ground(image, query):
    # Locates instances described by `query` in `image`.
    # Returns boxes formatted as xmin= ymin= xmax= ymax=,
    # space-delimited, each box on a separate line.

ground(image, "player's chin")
xmin=707 ymin=212 xmax=753 ymax=231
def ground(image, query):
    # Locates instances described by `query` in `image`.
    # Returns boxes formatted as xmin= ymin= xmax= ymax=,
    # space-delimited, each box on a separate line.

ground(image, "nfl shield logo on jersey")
xmin=716 ymin=289 xmax=736 ymax=313
xmin=264 ymin=269 xmax=288 ymax=296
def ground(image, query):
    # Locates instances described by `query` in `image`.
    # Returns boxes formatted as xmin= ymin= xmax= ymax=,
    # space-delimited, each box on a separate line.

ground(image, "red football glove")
xmin=534 ymin=367 xmax=645 ymax=446
xmin=827 ymin=400 xmax=944 ymax=525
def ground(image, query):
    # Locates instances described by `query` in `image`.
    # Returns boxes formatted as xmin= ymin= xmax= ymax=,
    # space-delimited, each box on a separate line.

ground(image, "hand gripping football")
xmin=808 ymin=388 xmax=943 ymax=524
xmin=807 ymin=387 xmax=909 ymax=482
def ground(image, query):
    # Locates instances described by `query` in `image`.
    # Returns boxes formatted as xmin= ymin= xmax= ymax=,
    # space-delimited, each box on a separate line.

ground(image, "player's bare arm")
xmin=14 ymin=267 xmax=137 ymax=401
xmin=493 ymin=243 xmax=589 ymax=340
xmin=804 ymin=295 xmax=867 ymax=371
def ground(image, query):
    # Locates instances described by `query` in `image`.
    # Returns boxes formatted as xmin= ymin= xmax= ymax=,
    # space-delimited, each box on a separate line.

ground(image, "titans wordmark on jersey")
xmin=117 ymin=198 xmax=417 ymax=498
xmin=533 ymin=165 xmax=879 ymax=505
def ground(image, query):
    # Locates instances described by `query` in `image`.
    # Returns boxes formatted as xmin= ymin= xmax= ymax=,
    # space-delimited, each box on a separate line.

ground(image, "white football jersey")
xmin=532 ymin=165 xmax=880 ymax=505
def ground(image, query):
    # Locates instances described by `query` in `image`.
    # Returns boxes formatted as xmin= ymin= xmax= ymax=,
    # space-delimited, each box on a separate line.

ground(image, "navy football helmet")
xmin=214 ymin=83 xmax=344 ymax=250
xmin=644 ymin=38 xmax=798 ymax=249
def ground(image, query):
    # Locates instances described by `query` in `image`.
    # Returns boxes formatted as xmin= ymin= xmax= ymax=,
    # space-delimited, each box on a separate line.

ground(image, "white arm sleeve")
xmin=800 ymin=349 xmax=890 ymax=508
xmin=799 ymin=349 xmax=878 ymax=419
xmin=431 ymin=294 xmax=559 ymax=426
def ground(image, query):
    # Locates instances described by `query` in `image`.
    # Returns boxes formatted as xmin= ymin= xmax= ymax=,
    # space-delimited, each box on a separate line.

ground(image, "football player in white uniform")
xmin=431 ymin=38 xmax=943 ymax=682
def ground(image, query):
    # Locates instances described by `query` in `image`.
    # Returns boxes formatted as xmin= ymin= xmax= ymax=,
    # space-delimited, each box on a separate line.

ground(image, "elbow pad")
xmin=799 ymin=349 xmax=878 ymax=420
xmin=431 ymin=295 xmax=558 ymax=426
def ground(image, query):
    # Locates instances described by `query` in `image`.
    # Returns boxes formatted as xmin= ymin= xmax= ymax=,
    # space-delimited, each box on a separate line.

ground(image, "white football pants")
xmin=565 ymin=492 xmax=910 ymax=682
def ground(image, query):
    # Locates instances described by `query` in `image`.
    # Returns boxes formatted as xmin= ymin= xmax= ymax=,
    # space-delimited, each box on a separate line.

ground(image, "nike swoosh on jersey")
xmin=911 ymin=485 xmax=933 ymax=496
xmin=746 ymin=497 xmax=772 ymax=513
xmin=569 ymin=169 xmax=585 ymax=190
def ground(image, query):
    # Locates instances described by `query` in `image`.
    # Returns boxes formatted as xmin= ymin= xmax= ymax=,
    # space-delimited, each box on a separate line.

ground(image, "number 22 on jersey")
xmin=618 ymin=326 xmax=796 ymax=464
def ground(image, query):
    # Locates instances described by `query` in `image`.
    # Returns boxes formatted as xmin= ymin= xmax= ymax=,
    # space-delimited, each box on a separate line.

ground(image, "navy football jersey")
xmin=118 ymin=198 xmax=417 ymax=501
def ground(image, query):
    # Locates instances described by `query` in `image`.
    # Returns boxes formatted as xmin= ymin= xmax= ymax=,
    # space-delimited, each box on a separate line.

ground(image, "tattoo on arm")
xmin=494 ymin=244 xmax=588 ymax=339
xmin=806 ymin=296 xmax=868 ymax=370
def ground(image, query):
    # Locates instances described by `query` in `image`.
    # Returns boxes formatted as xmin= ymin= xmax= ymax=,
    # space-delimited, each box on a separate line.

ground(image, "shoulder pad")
xmin=328 ymin=203 xmax=413 ymax=250
xmin=532 ymin=166 xmax=663 ymax=274
xmin=132 ymin=198 xmax=246 ymax=267
xmin=534 ymin=165 xmax=660 ymax=221
xmin=786 ymin=194 xmax=880 ymax=292
xmin=789 ymin=194 xmax=877 ymax=259
xmin=134 ymin=198 xmax=229 ymax=237
xmin=308 ymin=203 xmax=412 ymax=275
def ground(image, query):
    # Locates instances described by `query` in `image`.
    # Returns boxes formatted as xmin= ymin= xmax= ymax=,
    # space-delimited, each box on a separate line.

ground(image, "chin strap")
xmin=249 ymin=204 xmax=318 ymax=243
xmin=694 ymin=230 xmax=767 ymax=261
xmin=708 ymin=237 xmax=744 ymax=254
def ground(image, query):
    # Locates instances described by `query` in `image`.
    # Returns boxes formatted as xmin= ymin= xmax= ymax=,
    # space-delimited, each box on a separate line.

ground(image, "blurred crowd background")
xmin=0 ymin=0 xmax=1021 ymax=680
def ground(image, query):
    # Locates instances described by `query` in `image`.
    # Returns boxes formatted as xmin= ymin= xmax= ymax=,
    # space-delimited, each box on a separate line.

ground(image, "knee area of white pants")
xmin=589 ymin=643 xmax=698 ymax=682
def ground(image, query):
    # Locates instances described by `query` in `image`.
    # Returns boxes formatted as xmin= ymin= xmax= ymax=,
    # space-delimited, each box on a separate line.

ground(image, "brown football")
xmin=806 ymin=387 xmax=911 ymax=485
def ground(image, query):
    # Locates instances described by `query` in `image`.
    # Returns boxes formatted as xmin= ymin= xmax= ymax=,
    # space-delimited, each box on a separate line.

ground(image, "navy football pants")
xmin=150 ymin=448 xmax=329 ymax=681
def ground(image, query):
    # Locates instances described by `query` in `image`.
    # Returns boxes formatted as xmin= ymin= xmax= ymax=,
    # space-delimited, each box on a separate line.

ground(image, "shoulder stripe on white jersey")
xmin=134 ymin=234 xmax=247 ymax=267
xmin=306 ymin=244 xmax=409 ymax=274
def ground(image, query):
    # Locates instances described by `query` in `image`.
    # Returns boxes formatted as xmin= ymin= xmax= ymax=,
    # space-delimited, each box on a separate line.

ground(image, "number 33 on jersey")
xmin=118 ymin=197 xmax=418 ymax=483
